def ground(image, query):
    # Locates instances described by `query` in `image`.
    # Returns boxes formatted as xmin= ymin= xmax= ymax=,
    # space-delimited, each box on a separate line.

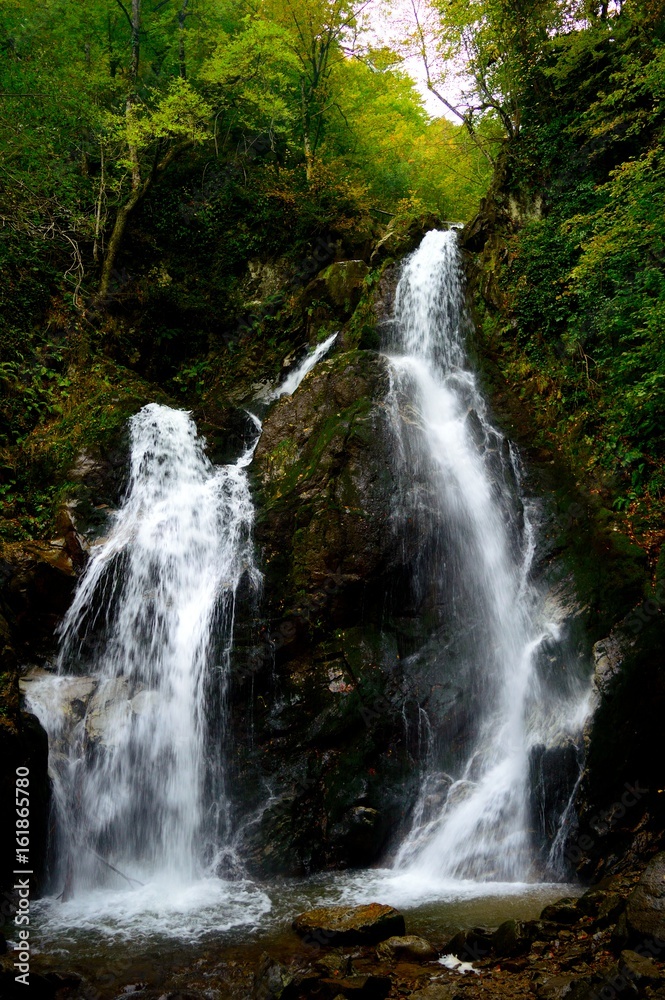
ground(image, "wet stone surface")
xmin=3 ymin=878 xmax=665 ymax=1000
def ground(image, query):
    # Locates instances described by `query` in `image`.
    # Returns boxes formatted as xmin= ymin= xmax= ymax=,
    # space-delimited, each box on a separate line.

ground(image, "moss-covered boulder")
xmin=253 ymin=348 xmax=397 ymax=625
xmin=293 ymin=903 xmax=406 ymax=945
xmin=229 ymin=349 xmax=430 ymax=874
xmin=306 ymin=261 xmax=370 ymax=319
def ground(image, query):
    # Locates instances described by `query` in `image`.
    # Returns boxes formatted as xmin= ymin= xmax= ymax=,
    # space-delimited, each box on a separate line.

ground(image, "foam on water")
xmin=26 ymin=404 xmax=261 ymax=896
xmin=32 ymin=877 xmax=272 ymax=944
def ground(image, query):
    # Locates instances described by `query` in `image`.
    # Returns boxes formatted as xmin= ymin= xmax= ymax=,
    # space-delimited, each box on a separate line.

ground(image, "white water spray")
xmin=266 ymin=332 xmax=337 ymax=400
xmin=26 ymin=403 xmax=260 ymax=896
xmin=388 ymin=230 xmax=590 ymax=882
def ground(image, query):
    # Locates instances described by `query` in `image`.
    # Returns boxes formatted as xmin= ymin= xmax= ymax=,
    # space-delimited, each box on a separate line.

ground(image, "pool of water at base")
xmin=17 ymin=868 xmax=581 ymax=993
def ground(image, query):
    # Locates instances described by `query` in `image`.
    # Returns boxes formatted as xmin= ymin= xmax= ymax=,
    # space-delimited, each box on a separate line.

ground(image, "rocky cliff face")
xmin=460 ymin=167 xmax=665 ymax=883
xmin=2 ymin=209 xmax=660 ymax=893
xmin=229 ymin=348 xmax=421 ymax=874
xmin=0 ymin=539 xmax=82 ymax=894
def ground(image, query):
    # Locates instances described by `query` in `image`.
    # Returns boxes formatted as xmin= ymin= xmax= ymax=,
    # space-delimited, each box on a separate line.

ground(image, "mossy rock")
xmin=253 ymin=349 xmax=398 ymax=623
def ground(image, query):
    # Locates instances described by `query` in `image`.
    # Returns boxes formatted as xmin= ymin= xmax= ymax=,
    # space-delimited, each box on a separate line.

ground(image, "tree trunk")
xmin=97 ymin=185 xmax=144 ymax=300
xmin=178 ymin=0 xmax=189 ymax=79
xmin=130 ymin=0 xmax=141 ymax=83
xmin=97 ymin=142 xmax=188 ymax=301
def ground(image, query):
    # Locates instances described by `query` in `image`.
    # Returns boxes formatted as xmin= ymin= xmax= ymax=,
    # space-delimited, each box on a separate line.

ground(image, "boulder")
xmin=576 ymin=888 xmax=623 ymax=926
xmin=444 ymin=927 xmax=492 ymax=961
xmin=626 ymin=852 xmax=665 ymax=940
xmin=376 ymin=935 xmax=437 ymax=962
xmin=618 ymin=949 xmax=664 ymax=985
xmin=540 ymin=898 xmax=580 ymax=925
xmin=253 ymin=953 xmax=294 ymax=1000
xmin=492 ymin=919 xmax=535 ymax=957
xmin=409 ymin=985 xmax=459 ymax=1000
xmin=292 ymin=903 xmax=405 ymax=945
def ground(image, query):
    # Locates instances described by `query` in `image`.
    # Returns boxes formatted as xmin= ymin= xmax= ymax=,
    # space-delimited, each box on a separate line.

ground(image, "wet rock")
xmin=409 ymin=985 xmax=460 ymax=1000
xmin=416 ymin=773 xmax=453 ymax=822
xmin=322 ymin=974 xmax=391 ymax=998
xmin=1 ymin=541 xmax=78 ymax=653
xmin=19 ymin=668 xmax=96 ymax=725
xmin=292 ymin=903 xmax=406 ymax=945
xmin=329 ymin=807 xmax=383 ymax=865
xmin=540 ymin=898 xmax=581 ymax=925
xmin=619 ymin=949 xmax=664 ymax=985
xmin=492 ymin=918 xmax=536 ymax=956
xmin=370 ymin=214 xmax=440 ymax=266
xmin=307 ymin=261 xmax=370 ymax=318
xmin=254 ymin=350 xmax=396 ymax=621
xmin=315 ymin=953 xmax=353 ymax=978
xmin=85 ymin=677 xmax=132 ymax=746
xmin=592 ymin=634 xmax=625 ymax=696
xmin=66 ymin=441 xmax=130 ymax=538
xmin=0 ymin=967 xmax=83 ymax=999
xmin=611 ymin=911 xmax=630 ymax=951
xmin=444 ymin=781 xmax=477 ymax=810
xmin=626 ymin=853 xmax=665 ymax=941
xmin=577 ymin=888 xmax=624 ymax=926
xmin=253 ymin=953 xmax=295 ymax=999
xmin=240 ymin=348 xmax=424 ymax=875
xmin=535 ymin=974 xmax=588 ymax=999
xmin=376 ymin=935 xmax=437 ymax=962
xmin=529 ymin=740 xmax=581 ymax=854
xmin=444 ymin=927 xmax=493 ymax=960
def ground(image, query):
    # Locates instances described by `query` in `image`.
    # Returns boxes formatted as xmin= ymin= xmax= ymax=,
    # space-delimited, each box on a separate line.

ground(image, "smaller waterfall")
xmin=26 ymin=403 xmax=261 ymax=897
xmin=265 ymin=333 xmax=337 ymax=400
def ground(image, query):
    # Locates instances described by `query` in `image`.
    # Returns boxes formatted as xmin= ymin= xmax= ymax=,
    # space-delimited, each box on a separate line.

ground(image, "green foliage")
xmin=482 ymin=0 xmax=665 ymax=549
xmin=0 ymin=0 xmax=494 ymax=545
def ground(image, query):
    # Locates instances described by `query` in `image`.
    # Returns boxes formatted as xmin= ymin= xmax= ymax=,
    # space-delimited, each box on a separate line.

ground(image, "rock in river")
xmin=292 ymin=903 xmax=406 ymax=945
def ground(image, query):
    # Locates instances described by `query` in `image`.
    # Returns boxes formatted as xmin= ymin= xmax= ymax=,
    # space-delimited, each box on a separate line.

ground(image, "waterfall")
xmin=387 ymin=230 xmax=590 ymax=882
xmin=26 ymin=403 xmax=261 ymax=897
xmin=264 ymin=332 xmax=338 ymax=401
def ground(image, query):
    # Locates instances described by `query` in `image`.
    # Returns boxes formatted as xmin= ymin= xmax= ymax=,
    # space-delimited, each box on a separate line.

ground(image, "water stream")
xmin=23 ymin=340 xmax=344 ymax=939
xmin=23 ymin=403 xmax=270 ymax=933
xmin=21 ymin=234 xmax=591 ymax=956
xmin=384 ymin=229 xmax=591 ymax=883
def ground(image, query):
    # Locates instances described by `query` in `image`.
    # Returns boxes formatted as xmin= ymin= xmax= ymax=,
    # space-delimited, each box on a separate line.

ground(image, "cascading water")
xmin=24 ymin=342 xmax=345 ymax=940
xmin=266 ymin=332 xmax=338 ymax=400
xmin=386 ymin=230 xmax=591 ymax=883
xmin=19 ymin=237 xmax=591 ymax=959
xmin=26 ymin=403 xmax=261 ymax=899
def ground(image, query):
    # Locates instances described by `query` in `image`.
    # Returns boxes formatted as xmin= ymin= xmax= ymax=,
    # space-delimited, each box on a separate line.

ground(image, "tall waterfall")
xmin=387 ymin=231 xmax=590 ymax=882
xmin=27 ymin=404 xmax=260 ymax=896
